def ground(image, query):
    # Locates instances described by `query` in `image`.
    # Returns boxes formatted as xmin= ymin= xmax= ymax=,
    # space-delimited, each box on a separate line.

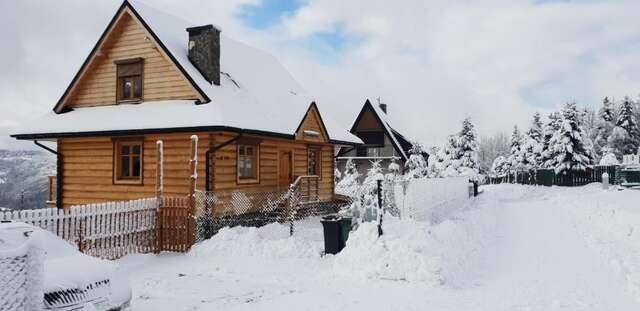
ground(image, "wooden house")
xmin=336 ymin=99 xmax=427 ymax=177
xmin=11 ymin=0 xmax=360 ymax=209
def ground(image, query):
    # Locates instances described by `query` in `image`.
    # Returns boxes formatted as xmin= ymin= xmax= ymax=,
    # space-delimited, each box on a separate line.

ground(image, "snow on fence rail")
xmin=394 ymin=177 xmax=471 ymax=221
xmin=0 ymin=198 xmax=161 ymax=259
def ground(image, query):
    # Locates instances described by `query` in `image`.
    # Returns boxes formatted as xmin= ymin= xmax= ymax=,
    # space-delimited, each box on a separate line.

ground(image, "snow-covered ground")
xmin=118 ymin=184 xmax=640 ymax=310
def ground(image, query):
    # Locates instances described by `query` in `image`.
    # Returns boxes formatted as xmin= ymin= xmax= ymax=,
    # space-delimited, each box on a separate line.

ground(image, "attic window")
xmin=115 ymin=58 xmax=143 ymax=103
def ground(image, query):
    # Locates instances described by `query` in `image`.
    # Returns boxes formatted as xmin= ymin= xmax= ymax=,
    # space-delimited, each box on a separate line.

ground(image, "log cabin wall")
xmin=58 ymin=131 xmax=335 ymax=208
xmin=210 ymin=132 xmax=335 ymax=201
xmin=59 ymin=132 xmax=211 ymax=208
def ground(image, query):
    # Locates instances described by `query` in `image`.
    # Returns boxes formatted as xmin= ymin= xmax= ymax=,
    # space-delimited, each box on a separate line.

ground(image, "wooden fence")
xmin=487 ymin=165 xmax=620 ymax=187
xmin=0 ymin=197 xmax=194 ymax=260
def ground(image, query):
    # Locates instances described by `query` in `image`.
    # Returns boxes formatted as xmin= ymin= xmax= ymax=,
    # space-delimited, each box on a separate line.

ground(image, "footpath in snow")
xmin=118 ymin=184 xmax=640 ymax=311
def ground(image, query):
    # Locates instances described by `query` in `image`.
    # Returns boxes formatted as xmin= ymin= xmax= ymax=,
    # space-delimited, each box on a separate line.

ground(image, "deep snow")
xmin=118 ymin=184 xmax=640 ymax=310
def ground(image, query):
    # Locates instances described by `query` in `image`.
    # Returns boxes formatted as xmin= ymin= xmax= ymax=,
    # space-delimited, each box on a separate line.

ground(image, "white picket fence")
xmin=0 ymin=198 xmax=159 ymax=259
xmin=394 ymin=177 xmax=471 ymax=221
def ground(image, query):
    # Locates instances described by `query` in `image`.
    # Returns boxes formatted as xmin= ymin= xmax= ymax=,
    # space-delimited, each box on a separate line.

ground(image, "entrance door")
xmin=279 ymin=150 xmax=293 ymax=189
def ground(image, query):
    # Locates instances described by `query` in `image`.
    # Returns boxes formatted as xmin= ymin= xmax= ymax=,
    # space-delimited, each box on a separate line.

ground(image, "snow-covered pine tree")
xmin=609 ymin=96 xmax=639 ymax=157
xmin=507 ymin=125 xmax=523 ymax=170
xmin=547 ymin=102 xmax=593 ymax=173
xmin=540 ymin=112 xmax=562 ymax=168
xmin=441 ymin=134 xmax=462 ymax=177
xmin=405 ymin=141 xmax=428 ymax=179
xmin=426 ymin=146 xmax=443 ymax=178
xmin=521 ymin=112 xmax=544 ymax=169
xmin=455 ymin=117 xmax=480 ymax=177
xmin=593 ymin=97 xmax=617 ymax=161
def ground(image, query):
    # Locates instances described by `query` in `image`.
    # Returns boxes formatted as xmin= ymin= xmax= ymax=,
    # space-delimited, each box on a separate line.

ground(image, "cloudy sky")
xmin=2 ymin=0 xmax=640 ymax=149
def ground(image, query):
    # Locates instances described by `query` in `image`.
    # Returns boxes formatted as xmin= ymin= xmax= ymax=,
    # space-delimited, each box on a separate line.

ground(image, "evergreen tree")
xmin=541 ymin=112 xmax=562 ymax=168
xmin=600 ymin=97 xmax=616 ymax=122
xmin=593 ymin=97 xmax=617 ymax=161
xmin=455 ymin=117 xmax=480 ymax=176
xmin=405 ymin=142 xmax=428 ymax=179
xmin=609 ymin=96 xmax=639 ymax=156
xmin=547 ymin=102 xmax=593 ymax=173
xmin=528 ymin=112 xmax=543 ymax=143
xmin=507 ymin=125 xmax=523 ymax=170
xmin=522 ymin=112 xmax=544 ymax=169
xmin=426 ymin=146 xmax=444 ymax=178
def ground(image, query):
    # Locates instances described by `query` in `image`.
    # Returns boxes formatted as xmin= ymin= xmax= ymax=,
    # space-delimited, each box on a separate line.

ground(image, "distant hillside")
xmin=0 ymin=149 xmax=56 ymax=210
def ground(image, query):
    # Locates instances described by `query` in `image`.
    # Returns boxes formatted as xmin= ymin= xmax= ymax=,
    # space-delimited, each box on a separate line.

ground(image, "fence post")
xmin=376 ymin=179 xmax=383 ymax=237
xmin=188 ymin=135 xmax=198 ymax=247
xmin=288 ymin=185 xmax=295 ymax=237
xmin=155 ymin=140 xmax=164 ymax=253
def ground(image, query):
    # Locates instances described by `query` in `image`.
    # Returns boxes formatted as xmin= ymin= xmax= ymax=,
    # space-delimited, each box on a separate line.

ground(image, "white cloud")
xmin=2 ymin=0 xmax=640 ymax=150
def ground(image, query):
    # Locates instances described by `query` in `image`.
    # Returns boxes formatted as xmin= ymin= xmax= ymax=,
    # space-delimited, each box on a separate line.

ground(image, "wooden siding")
xmin=295 ymin=105 xmax=329 ymax=143
xmin=211 ymin=132 xmax=334 ymax=201
xmin=59 ymin=132 xmax=336 ymax=207
xmin=67 ymin=11 xmax=199 ymax=108
xmin=59 ymin=133 xmax=211 ymax=207
xmin=354 ymin=108 xmax=383 ymax=131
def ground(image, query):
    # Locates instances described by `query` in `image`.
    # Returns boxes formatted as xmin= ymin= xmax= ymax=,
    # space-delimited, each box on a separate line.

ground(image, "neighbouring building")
xmin=336 ymin=99 xmax=427 ymax=178
xmin=11 ymin=0 xmax=361 ymax=209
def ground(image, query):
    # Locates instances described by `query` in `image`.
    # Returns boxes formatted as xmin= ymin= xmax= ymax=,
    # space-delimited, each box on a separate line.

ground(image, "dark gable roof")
xmin=350 ymin=99 xmax=427 ymax=161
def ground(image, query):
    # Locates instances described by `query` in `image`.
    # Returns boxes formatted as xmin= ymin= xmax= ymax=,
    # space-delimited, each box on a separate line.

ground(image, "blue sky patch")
xmin=237 ymin=0 xmax=303 ymax=29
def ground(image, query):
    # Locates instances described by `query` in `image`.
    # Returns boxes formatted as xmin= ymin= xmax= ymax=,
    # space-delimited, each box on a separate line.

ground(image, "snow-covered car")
xmin=0 ymin=221 xmax=131 ymax=310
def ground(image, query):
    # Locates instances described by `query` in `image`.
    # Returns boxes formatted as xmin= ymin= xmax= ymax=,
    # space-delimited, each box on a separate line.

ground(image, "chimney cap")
xmin=186 ymin=24 xmax=221 ymax=35
xmin=379 ymin=103 xmax=387 ymax=114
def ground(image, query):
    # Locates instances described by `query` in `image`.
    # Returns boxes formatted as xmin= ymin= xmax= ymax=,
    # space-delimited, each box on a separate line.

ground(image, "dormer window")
xmin=115 ymin=58 xmax=144 ymax=103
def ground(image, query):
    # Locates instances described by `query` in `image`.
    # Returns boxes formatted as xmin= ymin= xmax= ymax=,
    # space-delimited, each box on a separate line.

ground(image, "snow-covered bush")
xmin=335 ymin=158 xmax=359 ymax=195
xmin=599 ymin=147 xmax=620 ymax=165
xmin=405 ymin=142 xmax=428 ymax=179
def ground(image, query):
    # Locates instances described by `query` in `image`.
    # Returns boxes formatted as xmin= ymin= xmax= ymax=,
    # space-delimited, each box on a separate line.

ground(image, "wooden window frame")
xmin=237 ymin=143 xmax=260 ymax=184
xmin=115 ymin=58 xmax=144 ymax=104
xmin=113 ymin=138 xmax=144 ymax=185
xmin=307 ymin=146 xmax=322 ymax=179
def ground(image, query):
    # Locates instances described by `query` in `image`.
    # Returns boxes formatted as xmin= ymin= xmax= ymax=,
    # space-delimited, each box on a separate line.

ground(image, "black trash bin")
xmin=321 ymin=215 xmax=351 ymax=254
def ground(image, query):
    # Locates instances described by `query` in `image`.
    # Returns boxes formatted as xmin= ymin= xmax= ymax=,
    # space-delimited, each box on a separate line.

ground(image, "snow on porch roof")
xmin=11 ymin=0 xmax=361 ymax=145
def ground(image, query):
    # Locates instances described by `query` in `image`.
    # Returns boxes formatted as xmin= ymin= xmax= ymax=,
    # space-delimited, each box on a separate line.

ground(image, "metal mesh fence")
xmin=194 ymin=188 xmax=346 ymax=241
xmin=0 ymin=240 xmax=43 ymax=311
xmin=193 ymin=176 xmax=472 ymax=242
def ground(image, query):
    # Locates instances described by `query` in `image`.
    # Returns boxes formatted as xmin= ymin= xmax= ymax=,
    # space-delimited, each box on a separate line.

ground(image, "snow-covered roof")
xmin=11 ymin=0 xmax=360 ymax=145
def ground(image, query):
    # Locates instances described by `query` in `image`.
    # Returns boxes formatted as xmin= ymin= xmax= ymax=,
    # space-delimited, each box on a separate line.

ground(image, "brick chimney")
xmin=186 ymin=24 xmax=220 ymax=85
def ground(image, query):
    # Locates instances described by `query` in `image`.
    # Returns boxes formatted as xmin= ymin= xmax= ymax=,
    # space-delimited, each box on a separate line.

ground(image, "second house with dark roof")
xmin=337 ymin=99 xmax=427 ymax=178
